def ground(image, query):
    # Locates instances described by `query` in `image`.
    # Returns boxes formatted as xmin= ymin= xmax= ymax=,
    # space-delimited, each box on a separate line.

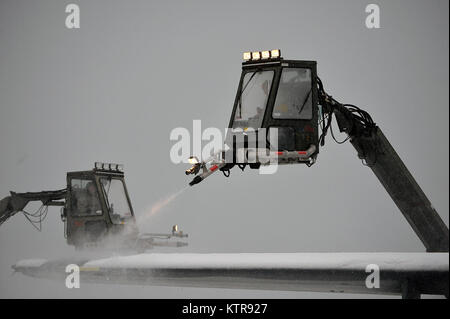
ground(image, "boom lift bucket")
xmin=186 ymin=50 xmax=320 ymax=185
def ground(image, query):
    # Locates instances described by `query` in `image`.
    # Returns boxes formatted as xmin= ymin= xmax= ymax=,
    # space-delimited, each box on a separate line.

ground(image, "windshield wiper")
xmin=297 ymin=89 xmax=312 ymax=115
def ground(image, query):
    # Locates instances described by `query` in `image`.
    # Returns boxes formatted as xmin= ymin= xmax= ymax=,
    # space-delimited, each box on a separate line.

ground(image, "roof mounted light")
xmin=251 ymin=51 xmax=261 ymax=60
xmin=261 ymin=50 xmax=270 ymax=59
xmin=270 ymin=49 xmax=280 ymax=58
xmin=94 ymin=162 xmax=124 ymax=172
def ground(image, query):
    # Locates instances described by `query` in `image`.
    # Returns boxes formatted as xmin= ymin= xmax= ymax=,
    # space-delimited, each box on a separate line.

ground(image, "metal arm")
xmin=0 ymin=189 xmax=66 ymax=227
xmin=331 ymin=104 xmax=449 ymax=252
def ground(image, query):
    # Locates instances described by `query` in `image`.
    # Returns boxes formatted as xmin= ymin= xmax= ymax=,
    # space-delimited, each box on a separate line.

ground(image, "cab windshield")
xmin=100 ymin=178 xmax=132 ymax=224
xmin=272 ymin=68 xmax=312 ymax=120
xmin=233 ymin=70 xmax=274 ymax=129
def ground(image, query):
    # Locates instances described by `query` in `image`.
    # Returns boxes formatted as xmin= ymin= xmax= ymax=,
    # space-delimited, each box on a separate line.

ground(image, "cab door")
xmin=66 ymin=174 xmax=107 ymax=246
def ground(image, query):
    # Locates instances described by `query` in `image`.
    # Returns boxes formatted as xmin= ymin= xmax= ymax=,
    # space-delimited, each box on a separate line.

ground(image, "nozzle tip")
xmin=189 ymin=176 xmax=203 ymax=186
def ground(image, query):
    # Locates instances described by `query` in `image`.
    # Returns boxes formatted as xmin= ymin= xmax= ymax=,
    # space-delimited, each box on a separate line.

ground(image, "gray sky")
xmin=0 ymin=0 xmax=448 ymax=298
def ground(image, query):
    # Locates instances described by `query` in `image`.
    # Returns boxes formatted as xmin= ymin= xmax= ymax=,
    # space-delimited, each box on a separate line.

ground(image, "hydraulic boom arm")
xmin=319 ymin=85 xmax=449 ymax=252
xmin=0 ymin=189 xmax=66 ymax=227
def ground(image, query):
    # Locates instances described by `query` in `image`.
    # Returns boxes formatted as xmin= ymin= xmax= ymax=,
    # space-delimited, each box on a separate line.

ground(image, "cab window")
xmin=100 ymin=178 xmax=132 ymax=224
xmin=70 ymin=179 xmax=102 ymax=216
xmin=272 ymin=68 xmax=313 ymax=120
xmin=233 ymin=70 xmax=274 ymax=129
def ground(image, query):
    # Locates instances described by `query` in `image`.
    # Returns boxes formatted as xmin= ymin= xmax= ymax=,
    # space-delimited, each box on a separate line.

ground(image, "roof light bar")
xmin=94 ymin=162 xmax=124 ymax=172
xmin=243 ymin=49 xmax=281 ymax=62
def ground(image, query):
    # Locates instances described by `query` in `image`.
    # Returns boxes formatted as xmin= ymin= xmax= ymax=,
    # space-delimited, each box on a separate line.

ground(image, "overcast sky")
xmin=0 ymin=0 xmax=448 ymax=298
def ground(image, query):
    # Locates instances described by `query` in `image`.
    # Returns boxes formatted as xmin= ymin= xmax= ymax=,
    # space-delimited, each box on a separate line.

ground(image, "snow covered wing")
xmin=12 ymin=252 xmax=449 ymax=297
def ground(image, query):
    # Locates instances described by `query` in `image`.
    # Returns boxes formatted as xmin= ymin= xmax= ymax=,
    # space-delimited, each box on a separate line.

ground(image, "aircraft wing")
xmin=12 ymin=252 xmax=449 ymax=298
